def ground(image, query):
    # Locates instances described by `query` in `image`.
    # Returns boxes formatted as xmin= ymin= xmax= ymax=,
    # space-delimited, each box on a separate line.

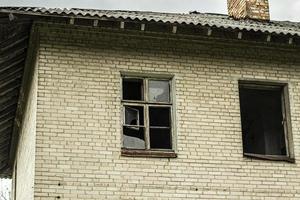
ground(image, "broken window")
xmin=122 ymin=78 xmax=143 ymax=101
xmin=239 ymin=81 xmax=294 ymax=161
xmin=122 ymin=76 xmax=174 ymax=153
xmin=123 ymin=106 xmax=145 ymax=149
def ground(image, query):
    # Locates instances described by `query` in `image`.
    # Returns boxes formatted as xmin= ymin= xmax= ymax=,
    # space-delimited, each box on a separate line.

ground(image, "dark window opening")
xmin=122 ymin=78 xmax=143 ymax=101
xmin=149 ymin=107 xmax=170 ymax=127
xmin=150 ymin=128 xmax=171 ymax=149
xmin=239 ymin=83 xmax=289 ymax=157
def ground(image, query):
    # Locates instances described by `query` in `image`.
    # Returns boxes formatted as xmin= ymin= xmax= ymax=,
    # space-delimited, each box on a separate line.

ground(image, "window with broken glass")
xmin=121 ymin=76 xmax=176 ymax=157
xmin=239 ymin=81 xmax=294 ymax=162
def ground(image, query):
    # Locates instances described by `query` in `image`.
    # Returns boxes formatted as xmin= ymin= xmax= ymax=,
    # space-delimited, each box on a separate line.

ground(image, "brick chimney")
xmin=227 ymin=0 xmax=270 ymax=21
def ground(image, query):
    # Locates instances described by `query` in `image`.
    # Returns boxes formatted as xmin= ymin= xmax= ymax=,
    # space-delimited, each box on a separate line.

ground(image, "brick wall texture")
xmin=227 ymin=0 xmax=270 ymax=20
xmin=31 ymin=23 xmax=300 ymax=199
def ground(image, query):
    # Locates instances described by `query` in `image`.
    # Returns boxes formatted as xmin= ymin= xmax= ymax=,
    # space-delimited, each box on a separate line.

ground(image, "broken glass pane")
xmin=124 ymin=106 xmax=144 ymax=126
xmin=149 ymin=80 xmax=170 ymax=102
xmin=149 ymin=107 xmax=170 ymax=127
xmin=123 ymin=78 xmax=143 ymax=101
xmin=123 ymin=127 xmax=145 ymax=149
xmin=150 ymin=128 xmax=171 ymax=149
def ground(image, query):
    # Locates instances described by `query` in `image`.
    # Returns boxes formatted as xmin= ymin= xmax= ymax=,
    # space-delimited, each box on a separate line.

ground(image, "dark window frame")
xmin=238 ymin=80 xmax=294 ymax=163
xmin=121 ymin=75 xmax=177 ymax=158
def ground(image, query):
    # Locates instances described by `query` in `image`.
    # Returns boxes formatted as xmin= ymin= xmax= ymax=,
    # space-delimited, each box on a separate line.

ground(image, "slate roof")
xmin=0 ymin=7 xmax=300 ymax=36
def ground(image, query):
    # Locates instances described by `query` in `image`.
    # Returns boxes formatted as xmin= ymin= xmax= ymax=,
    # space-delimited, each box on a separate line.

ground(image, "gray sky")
xmin=0 ymin=0 xmax=299 ymax=21
xmin=0 ymin=179 xmax=11 ymax=198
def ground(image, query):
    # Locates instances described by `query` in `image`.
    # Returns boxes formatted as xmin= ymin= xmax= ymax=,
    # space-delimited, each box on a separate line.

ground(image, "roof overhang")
xmin=0 ymin=7 xmax=300 ymax=46
xmin=0 ymin=15 xmax=31 ymax=178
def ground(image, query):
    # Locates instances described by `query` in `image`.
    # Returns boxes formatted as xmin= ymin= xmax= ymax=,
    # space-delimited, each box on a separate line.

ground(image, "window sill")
xmin=244 ymin=153 xmax=295 ymax=163
xmin=121 ymin=148 xmax=177 ymax=158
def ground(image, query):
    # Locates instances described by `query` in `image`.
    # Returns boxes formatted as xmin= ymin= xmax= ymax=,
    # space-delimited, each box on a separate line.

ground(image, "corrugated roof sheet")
xmin=0 ymin=7 xmax=300 ymax=36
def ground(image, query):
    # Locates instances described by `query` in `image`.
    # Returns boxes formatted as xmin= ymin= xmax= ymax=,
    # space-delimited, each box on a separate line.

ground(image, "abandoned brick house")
xmin=1 ymin=0 xmax=300 ymax=199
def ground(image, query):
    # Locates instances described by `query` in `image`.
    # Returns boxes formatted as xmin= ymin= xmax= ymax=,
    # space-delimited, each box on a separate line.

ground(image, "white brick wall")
xmin=32 ymin=23 xmax=300 ymax=199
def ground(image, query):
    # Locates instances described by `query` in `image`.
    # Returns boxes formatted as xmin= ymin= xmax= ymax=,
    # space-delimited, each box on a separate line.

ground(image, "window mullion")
xmin=169 ymin=79 xmax=172 ymax=103
xmin=145 ymin=78 xmax=148 ymax=102
xmin=145 ymin=105 xmax=150 ymax=150
xmin=144 ymin=78 xmax=148 ymax=149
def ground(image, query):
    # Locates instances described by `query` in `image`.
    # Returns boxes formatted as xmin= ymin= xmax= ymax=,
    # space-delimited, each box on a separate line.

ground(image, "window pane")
xmin=123 ymin=127 xmax=145 ymax=149
xmin=239 ymin=86 xmax=287 ymax=156
xmin=150 ymin=128 xmax=171 ymax=149
xmin=124 ymin=106 xmax=144 ymax=126
xmin=123 ymin=78 xmax=143 ymax=100
xmin=149 ymin=80 xmax=170 ymax=102
xmin=149 ymin=107 xmax=170 ymax=127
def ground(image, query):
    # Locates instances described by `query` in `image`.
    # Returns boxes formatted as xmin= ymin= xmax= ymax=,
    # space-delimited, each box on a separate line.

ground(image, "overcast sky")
xmin=0 ymin=0 xmax=300 ymax=22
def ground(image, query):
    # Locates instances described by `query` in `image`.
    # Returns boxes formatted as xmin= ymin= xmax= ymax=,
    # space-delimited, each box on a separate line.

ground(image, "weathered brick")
xmin=13 ymin=22 xmax=300 ymax=200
